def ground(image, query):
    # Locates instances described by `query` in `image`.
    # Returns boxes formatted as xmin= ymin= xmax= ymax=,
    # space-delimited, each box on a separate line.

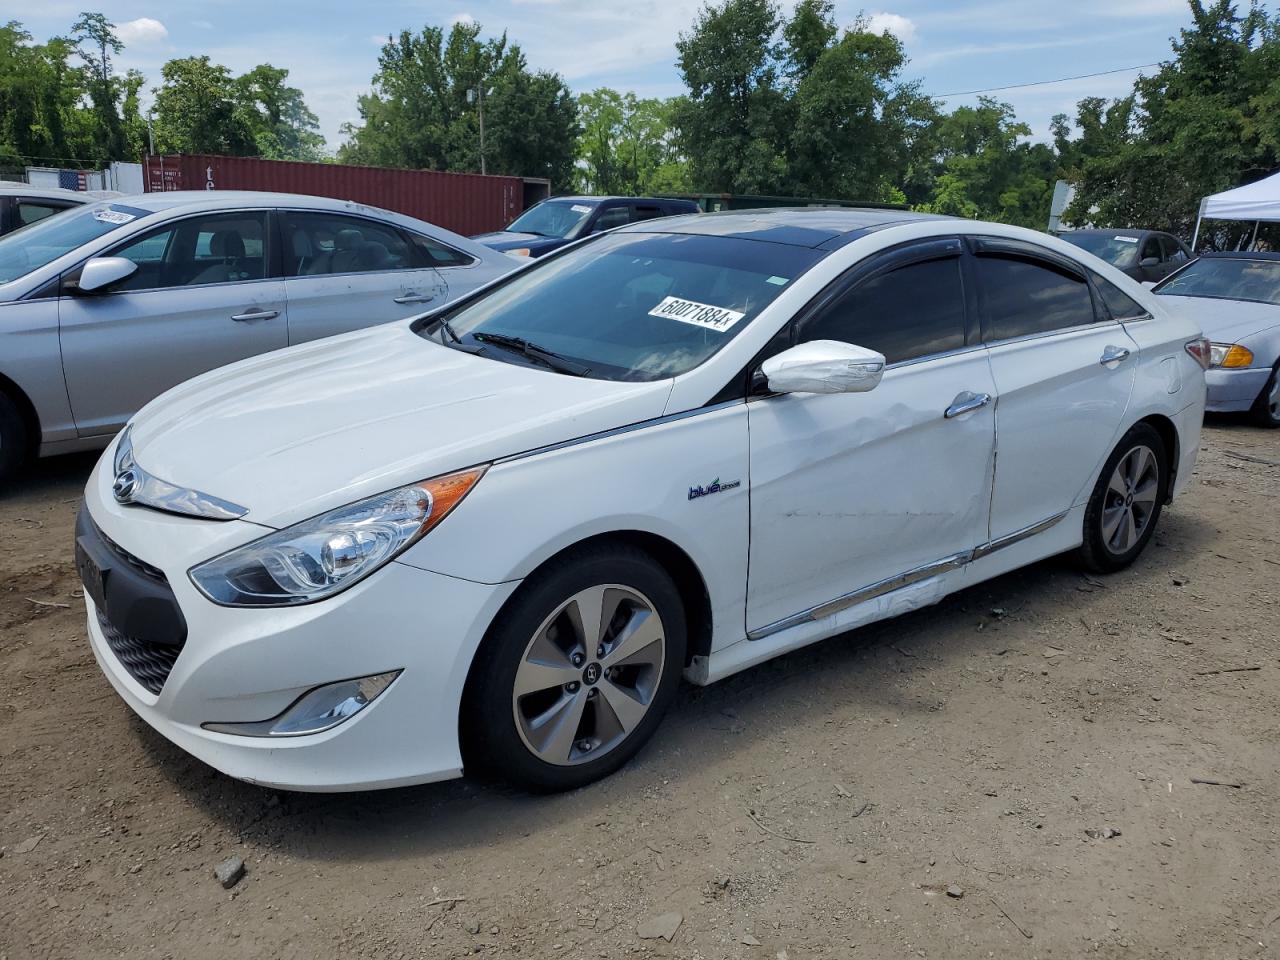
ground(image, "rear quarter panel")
xmin=0 ymin=297 xmax=77 ymax=445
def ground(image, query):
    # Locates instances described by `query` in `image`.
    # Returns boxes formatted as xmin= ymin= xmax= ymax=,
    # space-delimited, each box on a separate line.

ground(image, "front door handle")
xmin=393 ymin=292 xmax=436 ymax=305
xmin=230 ymin=309 xmax=280 ymax=322
xmin=1100 ymin=345 xmax=1131 ymax=365
xmin=945 ymin=391 xmax=992 ymax=419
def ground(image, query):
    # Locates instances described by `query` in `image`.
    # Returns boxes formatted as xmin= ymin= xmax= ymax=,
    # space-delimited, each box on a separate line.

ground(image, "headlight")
xmin=114 ymin=424 xmax=134 ymax=474
xmin=1209 ymin=343 xmax=1254 ymax=368
xmin=189 ymin=467 xmax=485 ymax=607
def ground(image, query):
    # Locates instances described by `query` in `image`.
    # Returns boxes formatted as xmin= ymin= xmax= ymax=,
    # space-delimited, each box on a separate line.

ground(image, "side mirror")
xmin=75 ymin=256 xmax=137 ymax=294
xmin=1139 ymin=256 xmax=1160 ymax=267
xmin=761 ymin=340 xmax=886 ymax=395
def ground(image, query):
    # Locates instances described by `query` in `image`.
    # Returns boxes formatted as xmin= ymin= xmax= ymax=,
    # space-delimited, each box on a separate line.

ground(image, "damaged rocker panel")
xmin=746 ymin=510 xmax=1068 ymax=642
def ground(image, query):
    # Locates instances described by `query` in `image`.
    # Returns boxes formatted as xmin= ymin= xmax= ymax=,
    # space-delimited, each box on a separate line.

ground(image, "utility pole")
xmin=468 ymin=85 xmax=487 ymax=175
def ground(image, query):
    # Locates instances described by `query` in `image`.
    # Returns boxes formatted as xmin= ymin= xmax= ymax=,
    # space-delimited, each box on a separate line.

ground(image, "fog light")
xmin=202 ymin=670 xmax=400 ymax=737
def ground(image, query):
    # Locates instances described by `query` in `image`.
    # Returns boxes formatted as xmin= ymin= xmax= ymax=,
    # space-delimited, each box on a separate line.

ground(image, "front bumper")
xmin=1205 ymin=366 xmax=1270 ymax=413
xmin=81 ymin=451 xmax=519 ymax=792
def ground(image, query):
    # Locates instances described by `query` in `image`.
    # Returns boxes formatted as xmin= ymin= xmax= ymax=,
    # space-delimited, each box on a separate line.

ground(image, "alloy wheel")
xmin=511 ymin=584 xmax=666 ymax=766
xmin=1101 ymin=444 xmax=1159 ymax=554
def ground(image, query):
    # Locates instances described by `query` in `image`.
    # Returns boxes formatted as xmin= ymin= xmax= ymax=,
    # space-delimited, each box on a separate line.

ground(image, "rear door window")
xmin=798 ymin=252 xmax=967 ymax=364
xmin=409 ymin=234 xmax=476 ymax=268
xmin=1140 ymin=236 xmax=1161 ymax=263
xmin=281 ymin=211 xmax=413 ymax=276
xmin=1090 ymin=270 xmax=1149 ymax=321
xmin=975 ymin=253 xmax=1098 ymax=341
xmin=17 ymin=200 xmax=75 ymax=226
xmin=591 ymin=206 xmax=631 ymax=233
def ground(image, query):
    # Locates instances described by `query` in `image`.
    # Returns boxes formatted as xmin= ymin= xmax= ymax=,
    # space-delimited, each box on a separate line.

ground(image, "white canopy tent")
xmin=1193 ymin=169 xmax=1280 ymax=249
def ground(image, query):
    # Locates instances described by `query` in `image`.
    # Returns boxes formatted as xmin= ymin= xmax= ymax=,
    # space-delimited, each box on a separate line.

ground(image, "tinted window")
xmin=282 ymin=211 xmax=411 ymax=277
xmin=799 ymin=255 xmax=967 ymax=364
xmin=977 ymin=255 xmax=1096 ymax=340
xmin=410 ymin=234 xmax=476 ymax=268
xmin=592 ymin=206 xmax=631 ymax=233
xmin=630 ymin=204 xmax=666 ymax=223
xmin=0 ymin=202 xmax=148 ymax=284
xmin=424 ymin=231 xmax=822 ymax=381
xmin=1140 ymin=236 xmax=1161 ymax=262
xmin=109 ymin=212 xmax=267 ymax=291
xmin=1090 ymin=270 xmax=1148 ymax=321
xmin=1160 ymin=236 xmax=1187 ymax=263
xmin=17 ymin=201 xmax=73 ymax=226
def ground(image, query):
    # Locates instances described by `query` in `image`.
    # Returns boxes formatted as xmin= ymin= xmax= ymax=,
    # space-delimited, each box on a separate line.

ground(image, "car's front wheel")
xmin=1077 ymin=422 xmax=1169 ymax=573
xmin=1248 ymin=362 xmax=1280 ymax=428
xmin=462 ymin=544 xmax=687 ymax=791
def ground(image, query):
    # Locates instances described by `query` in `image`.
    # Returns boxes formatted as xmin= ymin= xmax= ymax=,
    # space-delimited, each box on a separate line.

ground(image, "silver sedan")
xmin=0 ymin=191 xmax=520 ymax=483
xmin=1153 ymin=251 xmax=1280 ymax=426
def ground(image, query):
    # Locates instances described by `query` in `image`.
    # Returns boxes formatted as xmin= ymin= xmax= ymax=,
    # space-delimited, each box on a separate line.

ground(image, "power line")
xmin=935 ymin=62 xmax=1161 ymax=99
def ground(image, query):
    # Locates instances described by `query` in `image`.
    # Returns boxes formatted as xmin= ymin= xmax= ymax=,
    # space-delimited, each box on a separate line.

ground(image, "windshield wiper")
xmin=437 ymin=317 xmax=461 ymax=344
xmin=472 ymin=332 xmax=592 ymax=376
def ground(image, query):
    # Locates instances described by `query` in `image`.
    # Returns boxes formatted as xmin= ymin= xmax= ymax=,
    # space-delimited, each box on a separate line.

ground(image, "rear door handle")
xmin=230 ymin=309 xmax=280 ymax=322
xmin=1100 ymin=345 xmax=1131 ymax=365
xmin=393 ymin=293 xmax=436 ymax=305
xmin=945 ymin=392 xmax=992 ymax=419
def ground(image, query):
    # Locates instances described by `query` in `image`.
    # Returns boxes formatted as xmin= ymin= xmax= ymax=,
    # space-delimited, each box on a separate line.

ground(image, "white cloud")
xmin=451 ymin=13 xmax=476 ymax=26
xmin=116 ymin=17 xmax=168 ymax=45
xmin=864 ymin=12 xmax=917 ymax=43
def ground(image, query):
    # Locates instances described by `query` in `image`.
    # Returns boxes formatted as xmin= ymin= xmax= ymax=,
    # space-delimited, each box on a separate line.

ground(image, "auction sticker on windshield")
xmin=93 ymin=209 xmax=136 ymax=225
xmin=648 ymin=296 xmax=747 ymax=332
xmin=1115 ymin=235 xmax=1139 ymax=243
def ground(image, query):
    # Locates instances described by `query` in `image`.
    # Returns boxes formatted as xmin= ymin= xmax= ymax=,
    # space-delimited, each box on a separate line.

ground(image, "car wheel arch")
xmin=0 ymin=371 xmax=40 ymax=458
xmin=1135 ymin=413 xmax=1179 ymax=502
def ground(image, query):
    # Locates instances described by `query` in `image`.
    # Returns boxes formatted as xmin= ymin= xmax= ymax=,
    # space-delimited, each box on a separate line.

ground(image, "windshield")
xmin=1154 ymin=257 xmax=1280 ymax=306
xmin=506 ymin=199 xmax=597 ymax=239
xmin=1059 ymin=232 xmax=1141 ymax=267
xmin=0 ymin=202 xmax=151 ymax=284
xmin=422 ymin=231 xmax=823 ymax=381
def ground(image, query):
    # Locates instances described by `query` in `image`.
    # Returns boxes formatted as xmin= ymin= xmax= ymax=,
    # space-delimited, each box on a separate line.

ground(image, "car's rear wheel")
xmin=462 ymin=544 xmax=686 ymax=791
xmin=1077 ymin=422 xmax=1169 ymax=573
xmin=0 ymin=391 xmax=29 ymax=488
xmin=1248 ymin=362 xmax=1280 ymax=428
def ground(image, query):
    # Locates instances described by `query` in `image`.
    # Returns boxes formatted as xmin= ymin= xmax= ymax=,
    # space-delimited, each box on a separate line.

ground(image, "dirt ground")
xmin=1 ymin=419 xmax=1277 ymax=960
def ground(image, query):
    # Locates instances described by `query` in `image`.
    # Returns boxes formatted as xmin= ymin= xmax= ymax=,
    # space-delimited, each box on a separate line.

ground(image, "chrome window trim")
xmin=747 ymin=510 xmax=1068 ymax=642
xmin=982 ymin=317 xmax=1122 ymax=351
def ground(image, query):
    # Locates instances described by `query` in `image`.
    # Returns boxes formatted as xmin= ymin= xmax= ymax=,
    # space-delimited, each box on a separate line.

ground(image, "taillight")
xmin=1185 ymin=337 xmax=1211 ymax=370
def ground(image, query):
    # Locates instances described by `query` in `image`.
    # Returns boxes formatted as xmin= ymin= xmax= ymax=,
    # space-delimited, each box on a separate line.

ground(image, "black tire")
xmin=1076 ymin=422 xmax=1169 ymax=574
xmin=1247 ymin=362 xmax=1280 ymax=428
xmin=0 ymin=391 xmax=29 ymax=488
xmin=461 ymin=543 xmax=687 ymax=792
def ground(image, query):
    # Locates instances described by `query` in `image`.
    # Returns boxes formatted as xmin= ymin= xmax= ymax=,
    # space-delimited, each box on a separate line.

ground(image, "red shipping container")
xmin=143 ymin=154 xmax=550 ymax=237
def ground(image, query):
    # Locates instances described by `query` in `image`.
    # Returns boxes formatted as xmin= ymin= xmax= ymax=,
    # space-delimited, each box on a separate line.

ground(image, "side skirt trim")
xmin=746 ymin=510 xmax=1067 ymax=642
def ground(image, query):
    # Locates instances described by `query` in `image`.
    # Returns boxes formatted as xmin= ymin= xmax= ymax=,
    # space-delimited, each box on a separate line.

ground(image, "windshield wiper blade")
xmin=472 ymin=332 xmax=592 ymax=376
xmin=437 ymin=317 xmax=461 ymax=344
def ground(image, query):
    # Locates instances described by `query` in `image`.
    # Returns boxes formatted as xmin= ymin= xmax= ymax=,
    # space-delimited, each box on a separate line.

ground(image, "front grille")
xmin=98 ymin=610 xmax=181 ymax=695
xmin=99 ymin=530 xmax=166 ymax=582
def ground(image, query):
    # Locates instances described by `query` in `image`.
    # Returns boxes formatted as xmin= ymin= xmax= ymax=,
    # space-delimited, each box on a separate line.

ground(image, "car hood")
xmin=127 ymin=322 xmax=672 ymax=529
xmin=1157 ymin=294 xmax=1280 ymax=343
xmin=472 ymin=231 xmax=565 ymax=253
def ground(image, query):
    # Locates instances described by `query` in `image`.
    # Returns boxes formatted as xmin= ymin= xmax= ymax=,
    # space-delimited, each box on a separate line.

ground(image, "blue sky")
xmin=20 ymin=0 xmax=1264 ymax=156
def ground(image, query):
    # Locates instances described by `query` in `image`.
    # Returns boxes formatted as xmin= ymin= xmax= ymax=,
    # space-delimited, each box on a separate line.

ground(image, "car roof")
xmin=619 ymin=206 xmax=948 ymax=248
xmin=1198 ymin=250 xmax=1280 ymax=261
xmin=107 ymin=190 xmax=410 ymax=214
xmin=1061 ymin=228 xmax=1171 ymax=238
xmin=546 ymin=195 xmax=696 ymax=205
xmin=0 ymin=183 xmax=91 ymax=203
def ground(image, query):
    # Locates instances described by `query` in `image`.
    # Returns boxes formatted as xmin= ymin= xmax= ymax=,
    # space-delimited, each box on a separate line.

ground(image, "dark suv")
xmin=472 ymin=196 xmax=700 ymax=258
xmin=1059 ymin=229 xmax=1192 ymax=283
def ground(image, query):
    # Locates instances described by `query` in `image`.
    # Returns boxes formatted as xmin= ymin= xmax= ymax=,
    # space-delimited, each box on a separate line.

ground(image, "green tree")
xmin=152 ymin=56 xmax=255 ymax=155
xmin=233 ymin=64 xmax=326 ymax=160
xmin=673 ymin=0 xmax=789 ymax=193
xmin=341 ymin=20 xmax=578 ymax=186
xmin=0 ymin=21 xmax=82 ymax=167
xmin=920 ymin=98 xmax=1057 ymax=227
xmin=788 ymin=20 xmax=936 ymax=201
xmin=1065 ymin=0 xmax=1280 ymax=237
xmin=71 ymin=12 xmax=127 ymax=162
xmin=576 ymin=88 xmax=687 ymax=194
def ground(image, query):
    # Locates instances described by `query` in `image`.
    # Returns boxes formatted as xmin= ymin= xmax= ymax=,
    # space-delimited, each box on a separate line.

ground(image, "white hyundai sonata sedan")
xmin=78 ymin=209 xmax=1208 ymax=792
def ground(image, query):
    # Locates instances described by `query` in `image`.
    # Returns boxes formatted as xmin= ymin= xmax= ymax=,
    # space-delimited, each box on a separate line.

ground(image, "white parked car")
xmin=79 ymin=209 xmax=1207 ymax=792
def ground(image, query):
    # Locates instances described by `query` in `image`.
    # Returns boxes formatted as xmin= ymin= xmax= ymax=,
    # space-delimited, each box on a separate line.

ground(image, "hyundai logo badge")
xmin=112 ymin=469 xmax=139 ymax=504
